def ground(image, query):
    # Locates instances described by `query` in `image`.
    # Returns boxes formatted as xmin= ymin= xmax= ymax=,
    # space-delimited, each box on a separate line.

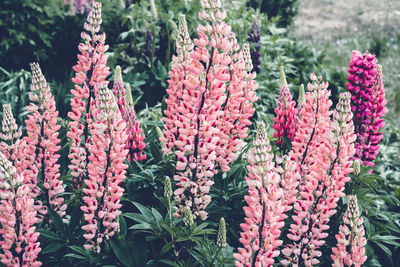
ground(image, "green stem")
xmin=210 ymin=246 xmax=222 ymax=267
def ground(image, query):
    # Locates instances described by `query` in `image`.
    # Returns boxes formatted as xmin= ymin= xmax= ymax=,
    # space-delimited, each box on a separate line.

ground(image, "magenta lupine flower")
xmin=68 ymin=1 xmax=110 ymax=188
xmin=281 ymin=77 xmax=356 ymax=266
xmin=161 ymin=0 xmax=258 ymax=220
xmin=124 ymin=84 xmax=146 ymax=162
xmin=331 ymin=195 xmax=367 ymax=267
xmin=363 ymin=64 xmax=386 ymax=167
xmin=234 ymin=122 xmax=285 ymax=266
xmin=80 ymin=83 xmax=128 ymax=252
xmin=21 ymin=63 xmax=66 ymax=219
xmin=346 ymin=50 xmax=386 ymax=167
xmin=0 ymin=152 xmax=41 ymax=267
xmin=272 ymin=66 xmax=297 ymax=149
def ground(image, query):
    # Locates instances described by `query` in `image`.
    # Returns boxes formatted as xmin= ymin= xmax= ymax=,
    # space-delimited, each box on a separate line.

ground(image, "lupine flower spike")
xmin=247 ymin=19 xmax=261 ymax=73
xmin=234 ymin=122 xmax=285 ymax=266
xmin=68 ymin=1 xmax=110 ymax=188
xmin=272 ymin=66 xmax=297 ymax=149
xmin=346 ymin=51 xmax=386 ymax=167
xmin=161 ymin=0 xmax=258 ymax=220
xmin=0 ymin=104 xmax=22 ymax=160
xmin=0 ymin=152 xmax=41 ymax=267
xmin=282 ymin=77 xmax=356 ymax=266
xmin=22 ymin=63 xmax=66 ymax=219
xmin=80 ymin=83 xmax=129 ymax=252
xmin=124 ymin=84 xmax=146 ymax=162
xmin=112 ymin=66 xmax=126 ymax=118
xmin=331 ymin=195 xmax=367 ymax=267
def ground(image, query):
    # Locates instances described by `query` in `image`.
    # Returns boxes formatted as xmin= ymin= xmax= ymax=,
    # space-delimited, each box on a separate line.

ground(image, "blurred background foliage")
xmin=0 ymin=0 xmax=400 ymax=266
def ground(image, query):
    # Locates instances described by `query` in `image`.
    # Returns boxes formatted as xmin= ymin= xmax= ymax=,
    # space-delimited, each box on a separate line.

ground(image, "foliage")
xmin=247 ymin=0 xmax=299 ymax=27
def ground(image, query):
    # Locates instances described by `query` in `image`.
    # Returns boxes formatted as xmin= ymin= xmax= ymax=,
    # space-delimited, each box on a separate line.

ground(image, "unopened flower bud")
xmin=164 ymin=176 xmax=172 ymax=199
xmin=217 ymin=217 xmax=226 ymax=247
xmin=353 ymin=159 xmax=361 ymax=176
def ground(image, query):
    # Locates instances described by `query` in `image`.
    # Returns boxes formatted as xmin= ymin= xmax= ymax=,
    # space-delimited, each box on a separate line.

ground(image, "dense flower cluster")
xmin=68 ymin=1 xmax=110 ymax=188
xmin=81 ymin=83 xmax=129 ymax=252
xmin=234 ymin=122 xmax=285 ymax=266
xmin=0 ymin=152 xmax=41 ymax=267
xmin=272 ymin=66 xmax=297 ymax=149
xmin=235 ymin=75 xmax=357 ymax=266
xmin=247 ymin=20 xmax=261 ymax=73
xmin=22 ymin=63 xmax=66 ymax=219
xmin=331 ymin=195 xmax=367 ymax=266
xmin=346 ymin=50 xmax=386 ymax=167
xmin=161 ymin=0 xmax=258 ymax=220
xmin=124 ymin=84 xmax=146 ymax=162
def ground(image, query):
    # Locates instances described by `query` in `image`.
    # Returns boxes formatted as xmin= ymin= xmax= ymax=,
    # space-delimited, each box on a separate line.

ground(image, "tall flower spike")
xmin=162 ymin=0 xmax=258 ymax=220
xmin=272 ymin=66 xmax=297 ymax=149
xmin=68 ymin=1 xmax=110 ymax=188
xmin=124 ymin=84 xmax=146 ymax=162
xmin=234 ymin=122 xmax=285 ymax=266
xmin=346 ymin=50 xmax=379 ymax=166
xmin=363 ymin=64 xmax=386 ymax=167
xmin=22 ymin=63 xmax=66 ymax=219
xmin=81 ymin=83 xmax=129 ymax=252
xmin=282 ymin=86 xmax=356 ymax=266
xmin=0 ymin=104 xmax=22 ymax=160
xmin=282 ymin=74 xmax=334 ymax=266
xmin=331 ymin=195 xmax=367 ymax=267
xmin=0 ymin=152 xmax=41 ymax=267
xmin=247 ymin=19 xmax=261 ymax=73
xmin=112 ymin=66 xmax=126 ymax=118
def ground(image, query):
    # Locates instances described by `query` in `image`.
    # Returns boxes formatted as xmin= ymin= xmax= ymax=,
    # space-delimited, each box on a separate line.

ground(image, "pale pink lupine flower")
xmin=234 ymin=122 xmax=285 ymax=266
xmin=67 ymin=1 xmax=110 ymax=188
xmin=80 ymin=83 xmax=128 ymax=252
xmin=161 ymin=0 xmax=258 ymax=220
xmin=21 ymin=63 xmax=66 ymax=219
xmin=0 ymin=104 xmax=22 ymax=160
xmin=331 ymin=195 xmax=367 ymax=267
xmin=0 ymin=152 xmax=41 ymax=267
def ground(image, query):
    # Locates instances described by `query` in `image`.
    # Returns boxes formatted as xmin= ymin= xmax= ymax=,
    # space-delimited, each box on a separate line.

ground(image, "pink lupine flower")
xmin=346 ymin=50 xmax=386 ymax=167
xmin=67 ymin=1 xmax=110 ymax=188
xmin=124 ymin=84 xmax=146 ymax=162
xmin=0 ymin=152 xmax=41 ymax=267
xmin=161 ymin=0 xmax=258 ymax=220
xmin=331 ymin=195 xmax=367 ymax=267
xmin=80 ymin=83 xmax=128 ymax=252
xmin=21 ymin=63 xmax=66 ymax=219
xmin=272 ymin=66 xmax=297 ymax=149
xmin=112 ymin=66 xmax=126 ymax=118
xmin=282 ymin=77 xmax=355 ymax=266
xmin=234 ymin=122 xmax=285 ymax=266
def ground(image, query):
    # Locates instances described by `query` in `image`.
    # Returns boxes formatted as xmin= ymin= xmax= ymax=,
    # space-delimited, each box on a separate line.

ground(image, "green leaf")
xmin=39 ymin=229 xmax=64 ymax=241
xmin=160 ymin=242 xmax=174 ymax=256
xmin=48 ymin=207 xmax=66 ymax=236
xmin=159 ymin=259 xmax=180 ymax=267
xmin=369 ymin=235 xmax=400 ymax=246
xmin=123 ymin=213 xmax=151 ymax=224
xmin=42 ymin=242 xmax=65 ymax=254
xmin=110 ymin=238 xmax=136 ymax=267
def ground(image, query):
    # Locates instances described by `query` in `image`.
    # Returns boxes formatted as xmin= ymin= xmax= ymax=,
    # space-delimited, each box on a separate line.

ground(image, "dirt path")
xmin=292 ymin=0 xmax=400 ymax=42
